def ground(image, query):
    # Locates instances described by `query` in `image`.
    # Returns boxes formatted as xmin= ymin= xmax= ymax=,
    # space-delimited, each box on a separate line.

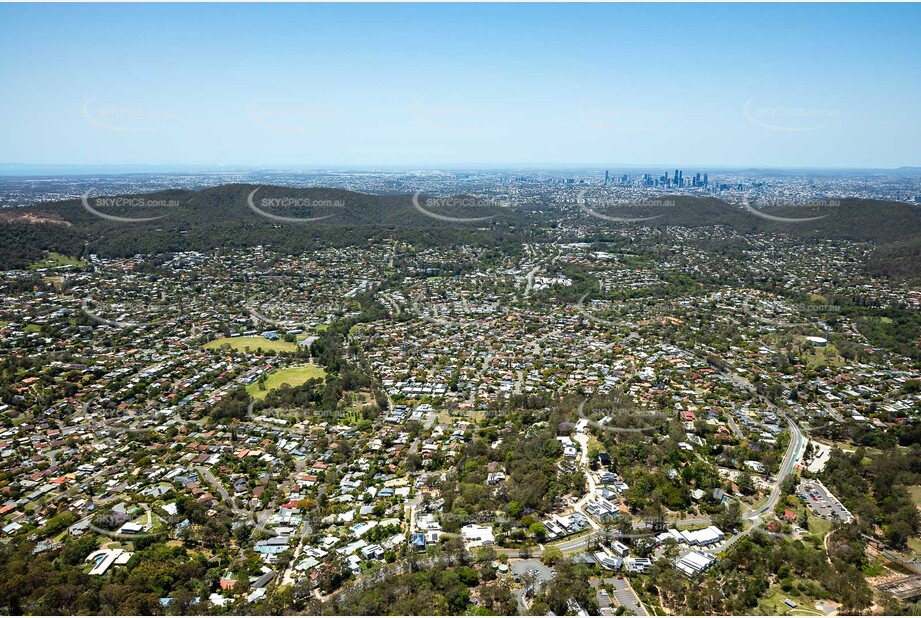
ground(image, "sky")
xmin=1 ymin=3 xmax=919 ymax=170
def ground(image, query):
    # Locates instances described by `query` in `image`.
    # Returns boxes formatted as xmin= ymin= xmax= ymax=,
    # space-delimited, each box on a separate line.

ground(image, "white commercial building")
xmin=461 ymin=524 xmax=495 ymax=547
xmin=676 ymin=550 xmax=717 ymax=577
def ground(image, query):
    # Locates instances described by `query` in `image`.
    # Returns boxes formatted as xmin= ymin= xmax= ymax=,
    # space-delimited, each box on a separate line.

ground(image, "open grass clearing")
xmin=28 ymin=252 xmax=85 ymax=270
xmin=246 ymin=364 xmax=326 ymax=400
xmin=204 ymin=336 xmax=301 ymax=354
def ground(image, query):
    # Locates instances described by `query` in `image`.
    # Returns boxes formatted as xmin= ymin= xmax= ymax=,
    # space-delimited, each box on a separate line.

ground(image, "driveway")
xmin=510 ymin=559 xmax=554 ymax=615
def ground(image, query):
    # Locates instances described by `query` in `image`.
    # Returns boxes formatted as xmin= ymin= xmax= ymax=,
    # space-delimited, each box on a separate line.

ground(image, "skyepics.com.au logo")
xmin=586 ymin=527 xmax=661 ymax=542
xmin=81 ymin=189 xmax=179 ymax=223
xmin=577 ymin=191 xmax=666 ymax=224
xmin=577 ymin=400 xmax=666 ymax=435
xmin=81 ymin=297 xmax=183 ymax=329
xmin=245 ymin=300 xmax=317 ymax=332
xmin=740 ymin=298 xmax=840 ymax=328
xmin=742 ymin=98 xmax=840 ymax=132
xmin=247 ymin=187 xmax=345 ymax=223
xmin=578 ymin=99 xmax=673 ymax=133
xmin=82 ymin=99 xmax=179 ymax=132
xmin=740 ymin=197 xmax=838 ymax=223
xmin=247 ymin=102 xmax=342 ymax=133
xmin=576 ymin=293 xmax=660 ymax=329
xmin=577 ymin=294 xmax=683 ymax=331
xmin=407 ymin=290 xmax=508 ymax=330
xmin=435 ymin=513 xmax=511 ymax=525
xmin=88 ymin=509 xmax=166 ymax=541
xmin=411 ymin=102 xmax=505 ymax=133
xmin=576 ymin=293 xmax=622 ymax=329
xmin=412 ymin=192 xmax=498 ymax=223
xmin=259 ymin=197 xmax=344 ymax=208
xmin=247 ymin=401 xmax=350 ymax=422
xmin=80 ymin=398 xmax=145 ymax=434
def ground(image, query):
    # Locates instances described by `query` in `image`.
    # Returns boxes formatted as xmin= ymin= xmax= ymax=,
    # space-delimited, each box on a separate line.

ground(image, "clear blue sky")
xmin=1 ymin=3 xmax=918 ymax=169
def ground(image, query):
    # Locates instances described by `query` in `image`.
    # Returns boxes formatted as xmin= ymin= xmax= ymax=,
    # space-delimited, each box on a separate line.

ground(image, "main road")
xmin=746 ymin=414 xmax=805 ymax=519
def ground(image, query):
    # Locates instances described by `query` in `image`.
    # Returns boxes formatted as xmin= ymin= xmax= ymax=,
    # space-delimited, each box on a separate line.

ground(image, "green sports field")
xmin=246 ymin=364 xmax=326 ymax=400
xmin=203 ymin=336 xmax=301 ymax=354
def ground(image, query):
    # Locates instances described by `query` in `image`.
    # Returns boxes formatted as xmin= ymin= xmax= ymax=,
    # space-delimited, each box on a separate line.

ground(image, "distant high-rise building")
xmin=604 ymin=170 xmax=609 ymax=185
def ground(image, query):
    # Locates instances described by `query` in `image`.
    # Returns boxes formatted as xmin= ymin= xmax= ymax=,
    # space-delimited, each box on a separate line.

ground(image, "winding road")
xmin=547 ymin=389 xmax=806 ymax=556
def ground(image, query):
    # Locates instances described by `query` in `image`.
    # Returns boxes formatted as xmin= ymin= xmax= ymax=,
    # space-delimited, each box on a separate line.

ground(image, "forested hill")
xmin=0 ymin=184 xmax=529 ymax=269
xmin=2 ymin=184 xmax=921 ymax=281
xmin=578 ymin=196 xmax=921 ymax=245
xmin=579 ymin=196 xmax=921 ymax=281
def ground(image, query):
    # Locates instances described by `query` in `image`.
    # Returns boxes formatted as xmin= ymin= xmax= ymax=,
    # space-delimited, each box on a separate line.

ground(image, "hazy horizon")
xmin=2 ymin=163 xmax=920 ymax=177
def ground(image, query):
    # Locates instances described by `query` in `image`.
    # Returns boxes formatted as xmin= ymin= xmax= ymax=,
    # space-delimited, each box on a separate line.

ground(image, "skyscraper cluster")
xmin=635 ymin=170 xmax=709 ymax=188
